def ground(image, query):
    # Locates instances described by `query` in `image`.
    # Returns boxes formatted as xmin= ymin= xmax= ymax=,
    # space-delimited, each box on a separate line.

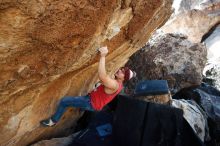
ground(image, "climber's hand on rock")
xmin=99 ymin=46 xmax=108 ymax=57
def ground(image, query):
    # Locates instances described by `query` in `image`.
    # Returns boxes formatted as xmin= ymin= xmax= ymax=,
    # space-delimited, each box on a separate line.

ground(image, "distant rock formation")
xmin=162 ymin=0 xmax=220 ymax=43
xmin=126 ymin=34 xmax=207 ymax=93
xmin=0 ymin=0 xmax=173 ymax=145
xmin=127 ymin=0 xmax=220 ymax=93
xmin=172 ymin=0 xmax=220 ymax=14
xmin=161 ymin=0 xmax=220 ymax=90
xmin=161 ymin=10 xmax=220 ymax=43
xmin=203 ymin=25 xmax=220 ymax=90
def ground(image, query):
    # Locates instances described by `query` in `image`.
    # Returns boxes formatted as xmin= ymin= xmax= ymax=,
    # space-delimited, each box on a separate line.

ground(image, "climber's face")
xmin=115 ymin=67 xmax=125 ymax=80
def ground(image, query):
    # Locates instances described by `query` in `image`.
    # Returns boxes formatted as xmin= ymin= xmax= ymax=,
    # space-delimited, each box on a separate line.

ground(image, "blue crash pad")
xmin=96 ymin=123 xmax=112 ymax=137
xmin=134 ymin=80 xmax=169 ymax=96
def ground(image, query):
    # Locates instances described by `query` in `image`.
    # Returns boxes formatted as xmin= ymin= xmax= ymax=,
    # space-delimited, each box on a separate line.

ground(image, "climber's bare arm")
xmin=98 ymin=47 xmax=118 ymax=91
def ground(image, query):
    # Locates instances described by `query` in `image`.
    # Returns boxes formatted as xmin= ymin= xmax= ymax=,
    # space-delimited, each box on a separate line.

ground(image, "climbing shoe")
xmin=40 ymin=118 xmax=56 ymax=127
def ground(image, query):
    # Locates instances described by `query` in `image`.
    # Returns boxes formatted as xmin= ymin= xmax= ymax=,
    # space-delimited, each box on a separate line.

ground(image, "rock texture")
xmin=125 ymin=34 xmax=207 ymax=94
xmin=203 ymin=25 xmax=220 ymax=90
xmin=128 ymin=0 xmax=220 ymax=94
xmin=172 ymin=0 xmax=220 ymax=14
xmin=31 ymin=134 xmax=74 ymax=146
xmin=159 ymin=0 xmax=220 ymax=92
xmin=0 ymin=0 xmax=173 ymax=145
xmin=162 ymin=0 xmax=220 ymax=43
xmin=205 ymin=25 xmax=220 ymax=62
xmin=161 ymin=10 xmax=220 ymax=43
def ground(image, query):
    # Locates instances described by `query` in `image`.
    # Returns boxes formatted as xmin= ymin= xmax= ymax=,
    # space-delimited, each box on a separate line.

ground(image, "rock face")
xmin=31 ymin=134 xmax=73 ymax=146
xmin=162 ymin=1 xmax=220 ymax=43
xmin=148 ymin=0 xmax=220 ymax=92
xmin=158 ymin=0 xmax=220 ymax=91
xmin=125 ymin=34 xmax=207 ymax=93
xmin=172 ymin=0 xmax=220 ymax=14
xmin=162 ymin=10 xmax=220 ymax=43
xmin=0 ymin=0 xmax=173 ymax=145
xmin=203 ymin=25 xmax=220 ymax=90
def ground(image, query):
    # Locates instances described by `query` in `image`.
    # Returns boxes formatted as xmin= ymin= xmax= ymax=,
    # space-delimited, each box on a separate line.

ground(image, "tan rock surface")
xmin=0 ymin=0 xmax=173 ymax=145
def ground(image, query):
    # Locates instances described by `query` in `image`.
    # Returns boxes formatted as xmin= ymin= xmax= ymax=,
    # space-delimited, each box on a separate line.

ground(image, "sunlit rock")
xmin=0 ymin=0 xmax=173 ymax=145
xmin=161 ymin=0 xmax=220 ymax=43
xmin=203 ymin=25 xmax=220 ymax=90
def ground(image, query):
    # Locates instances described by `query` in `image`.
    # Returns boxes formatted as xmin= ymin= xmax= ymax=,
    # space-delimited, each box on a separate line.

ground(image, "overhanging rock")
xmin=0 ymin=0 xmax=173 ymax=145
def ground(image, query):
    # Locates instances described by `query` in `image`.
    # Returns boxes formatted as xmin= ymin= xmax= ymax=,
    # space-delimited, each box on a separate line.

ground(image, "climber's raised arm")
xmin=98 ymin=46 xmax=118 ymax=91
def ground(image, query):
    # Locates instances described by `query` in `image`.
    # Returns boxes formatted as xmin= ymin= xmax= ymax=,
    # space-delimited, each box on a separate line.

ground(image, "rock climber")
xmin=40 ymin=46 xmax=136 ymax=127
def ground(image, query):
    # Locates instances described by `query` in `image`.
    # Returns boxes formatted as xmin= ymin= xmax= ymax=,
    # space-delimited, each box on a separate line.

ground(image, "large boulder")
xmin=157 ymin=0 xmax=220 ymax=91
xmin=125 ymin=33 xmax=207 ymax=93
xmin=0 ymin=0 xmax=173 ymax=145
xmin=162 ymin=1 xmax=220 ymax=90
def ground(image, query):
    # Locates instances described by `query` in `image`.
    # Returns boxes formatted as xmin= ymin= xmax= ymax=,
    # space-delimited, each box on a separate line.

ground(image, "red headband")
xmin=124 ymin=67 xmax=136 ymax=81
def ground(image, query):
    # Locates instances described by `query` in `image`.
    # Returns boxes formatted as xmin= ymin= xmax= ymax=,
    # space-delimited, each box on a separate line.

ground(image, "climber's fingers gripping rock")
xmin=98 ymin=46 xmax=108 ymax=57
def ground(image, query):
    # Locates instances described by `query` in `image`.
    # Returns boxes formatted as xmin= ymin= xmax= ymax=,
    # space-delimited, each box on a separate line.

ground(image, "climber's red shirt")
xmin=89 ymin=82 xmax=123 ymax=111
